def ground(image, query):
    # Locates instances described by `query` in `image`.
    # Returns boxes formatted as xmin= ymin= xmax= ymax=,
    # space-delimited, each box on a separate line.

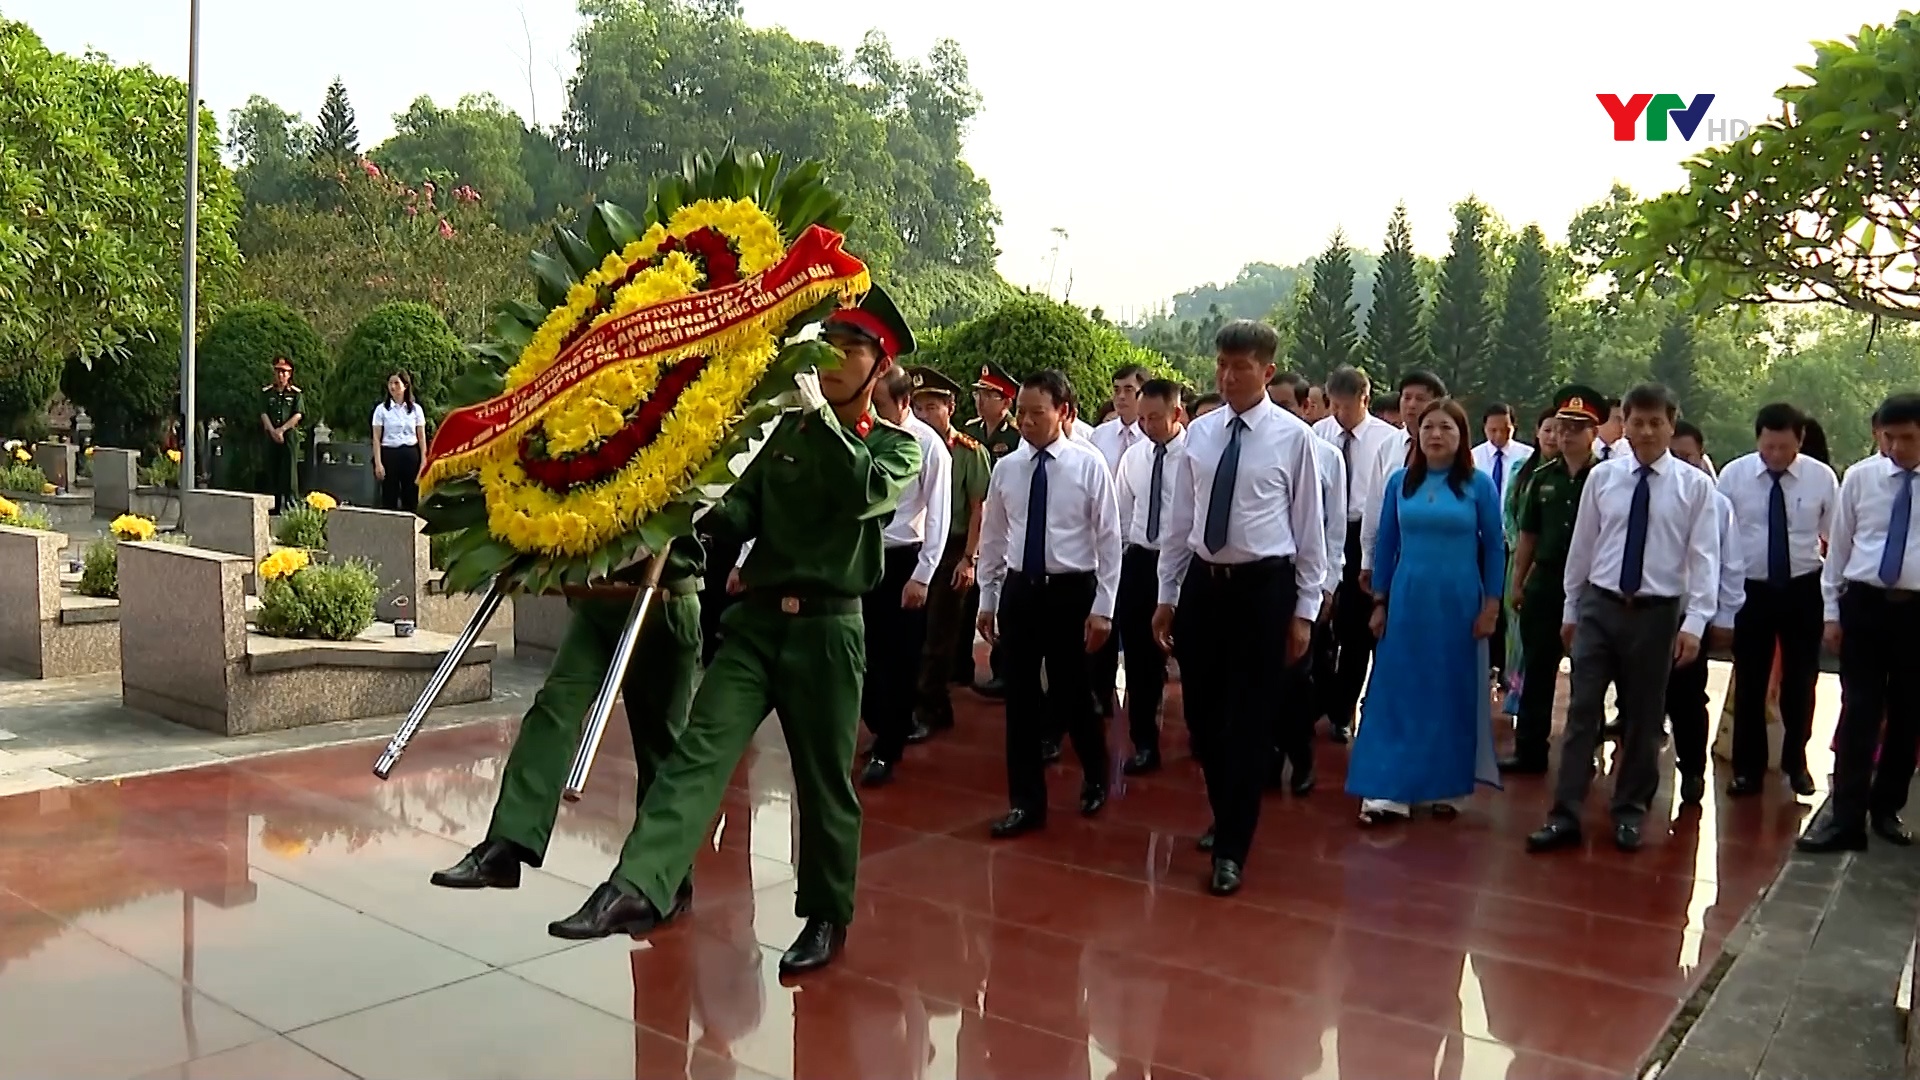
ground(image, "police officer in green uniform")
xmin=959 ymin=361 xmax=1021 ymax=694
xmin=544 ymin=285 xmax=922 ymax=976
xmin=1501 ymin=385 xmax=1602 ymax=773
xmin=909 ymin=366 xmax=992 ymax=735
xmin=259 ymin=357 xmax=305 ymax=513
xmin=426 ymin=542 xmax=706 ymax=894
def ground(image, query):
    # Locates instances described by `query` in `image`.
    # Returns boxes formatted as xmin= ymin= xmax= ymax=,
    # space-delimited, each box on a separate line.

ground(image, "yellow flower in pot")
xmin=259 ymin=547 xmax=311 ymax=583
xmin=305 ymin=491 xmax=338 ymax=512
xmin=109 ymin=514 xmax=157 ymax=542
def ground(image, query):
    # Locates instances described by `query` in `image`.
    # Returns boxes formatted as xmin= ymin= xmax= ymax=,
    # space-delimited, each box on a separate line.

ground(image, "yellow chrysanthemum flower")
xmin=110 ymin=514 xmax=157 ymax=542
xmin=0 ymin=495 xmax=19 ymax=520
xmin=11 ymin=447 xmax=28 ymax=463
xmin=305 ymin=491 xmax=338 ymax=512
xmin=259 ymin=548 xmax=310 ymax=582
xmin=166 ymin=449 xmax=182 ymax=463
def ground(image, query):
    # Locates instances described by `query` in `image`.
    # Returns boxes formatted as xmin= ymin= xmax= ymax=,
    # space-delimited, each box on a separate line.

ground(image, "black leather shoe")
xmin=548 ymin=878 xmax=690 ymax=940
xmin=1079 ymin=784 xmax=1107 ymax=816
xmin=430 ymin=838 xmax=526 ymax=889
xmin=779 ymin=917 xmax=847 ymax=975
xmin=1208 ymin=857 xmax=1243 ymax=897
xmin=859 ymin=757 xmax=895 ymax=788
xmin=1726 ymin=775 xmax=1762 ymax=797
xmin=1290 ymin=766 xmax=1316 ymax=797
xmin=1786 ymin=768 xmax=1817 ymax=797
xmin=1122 ymin=749 xmax=1162 ymax=776
xmin=1329 ymin=723 xmax=1351 ymax=745
xmin=1679 ymin=774 xmax=1706 ymax=806
xmin=1526 ymin=819 xmax=1582 ymax=854
xmin=1497 ymin=755 xmax=1548 ymax=775
xmin=1040 ymin=739 xmax=1063 ymax=764
xmin=1873 ymin=815 xmax=1915 ymax=846
xmin=1613 ymin=822 xmax=1642 ymax=852
xmin=905 ymin=719 xmax=935 ymax=745
xmin=973 ymin=677 xmax=1007 ymax=700
xmin=990 ymin=808 xmax=1045 ymax=839
xmin=1797 ymin=821 xmax=1868 ymax=853
xmin=1196 ymin=826 xmax=1215 ymax=852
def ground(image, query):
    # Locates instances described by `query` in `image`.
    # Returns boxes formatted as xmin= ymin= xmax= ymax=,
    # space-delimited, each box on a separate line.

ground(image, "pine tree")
xmin=1650 ymin=312 xmax=1697 ymax=414
xmin=1487 ymin=224 xmax=1555 ymax=414
xmin=1426 ymin=197 xmax=1496 ymax=401
xmin=1363 ymin=203 xmax=1427 ymax=390
xmin=1290 ymin=231 xmax=1360 ymax=378
xmin=312 ymin=77 xmax=360 ymax=163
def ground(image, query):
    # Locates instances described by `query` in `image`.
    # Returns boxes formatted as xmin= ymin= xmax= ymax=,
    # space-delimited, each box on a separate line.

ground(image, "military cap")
xmin=907 ymin=365 xmax=963 ymax=398
xmin=972 ymin=361 xmax=1018 ymax=399
xmin=822 ymin=282 xmax=916 ymax=361
xmin=1552 ymin=385 xmax=1605 ymax=425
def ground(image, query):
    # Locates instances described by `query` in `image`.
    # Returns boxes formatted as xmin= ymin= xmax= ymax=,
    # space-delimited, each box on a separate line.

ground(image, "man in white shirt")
xmin=1529 ymin=383 xmax=1720 ymax=856
xmin=1667 ymin=421 xmax=1747 ymax=806
xmin=1473 ymin=401 xmax=1535 ymax=686
xmin=1272 ymin=372 xmax=1344 ymax=795
xmin=1150 ymin=321 xmax=1326 ymax=897
xmin=858 ymin=367 xmax=951 ymax=787
xmin=1799 ymin=393 xmax=1920 ymax=853
xmin=1090 ymin=364 xmax=1151 ymax=476
xmin=976 ymin=369 xmax=1122 ymax=839
xmin=1594 ymin=398 xmax=1627 ymax=461
xmin=1716 ymin=402 xmax=1839 ymax=799
xmin=1110 ymin=378 xmax=1186 ymax=775
xmin=1311 ymin=365 xmax=1401 ymax=743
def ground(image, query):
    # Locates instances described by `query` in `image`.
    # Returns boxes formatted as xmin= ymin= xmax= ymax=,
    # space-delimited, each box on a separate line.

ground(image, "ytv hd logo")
xmin=1598 ymin=94 xmax=1750 ymax=142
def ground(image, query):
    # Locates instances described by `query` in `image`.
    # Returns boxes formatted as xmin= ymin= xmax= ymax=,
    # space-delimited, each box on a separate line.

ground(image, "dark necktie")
xmin=1146 ymin=442 xmax=1167 ymax=543
xmin=1205 ymin=417 xmax=1245 ymax=554
xmin=1341 ymin=429 xmax=1355 ymax=508
xmin=1492 ymin=448 xmax=1505 ymax=498
xmin=1619 ymin=464 xmax=1653 ymax=594
xmin=1880 ymin=468 xmax=1914 ymax=587
xmin=1023 ymin=448 xmax=1051 ymax=578
xmin=1601 ymin=444 xmax=1613 ymax=461
xmin=1767 ymin=469 xmax=1791 ymax=585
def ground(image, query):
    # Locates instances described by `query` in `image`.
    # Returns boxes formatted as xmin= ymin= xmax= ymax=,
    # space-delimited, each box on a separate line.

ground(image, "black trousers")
xmin=1327 ymin=520 xmax=1372 ymax=727
xmin=1309 ymin=611 xmax=1339 ymax=723
xmin=1666 ymin=654 xmax=1712 ymax=780
xmin=697 ymin=532 xmax=744 ymax=666
xmin=379 ymin=442 xmax=422 ymax=513
xmin=1731 ymin=572 xmax=1823 ymax=777
xmin=1830 ymin=585 xmax=1920 ymax=831
xmin=1512 ymin=578 xmax=1566 ymax=766
xmin=1275 ymin=639 xmax=1316 ymax=776
xmin=1113 ymin=545 xmax=1167 ymax=755
xmin=1175 ymin=556 xmax=1297 ymax=865
xmin=915 ymin=541 xmax=970 ymax=728
xmin=1000 ymin=572 xmax=1109 ymax=812
xmin=862 ymin=545 xmax=927 ymax=762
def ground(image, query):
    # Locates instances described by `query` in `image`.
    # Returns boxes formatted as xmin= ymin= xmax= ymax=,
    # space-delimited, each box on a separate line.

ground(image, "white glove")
xmin=794 ymin=370 xmax=828 ymax=414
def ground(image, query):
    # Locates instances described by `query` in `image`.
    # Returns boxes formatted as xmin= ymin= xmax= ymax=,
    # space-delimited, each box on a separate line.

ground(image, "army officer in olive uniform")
xmin=959 ymin=361 xmax=1023 ymax=696
xmin=1501 ymin=386 xmax=1602 ymax=774
xmin=260 ymin=357 xmax=305 ymax=513
xmin=910 ymin=366 xmax=993 ymax=736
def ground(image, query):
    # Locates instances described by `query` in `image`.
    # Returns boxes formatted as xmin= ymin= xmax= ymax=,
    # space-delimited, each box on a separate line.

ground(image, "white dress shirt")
xmin=1710 ymin=489 xmax=1748 ymax=630
xmin=880 ymin=413 xmax=953 ymax=586
xmin=1114 ymin=429 xmax=1186 ymax=550
xmin=1358 ymin=426 xmax=1415 ymax=571
xmin=1562 ymin=451 xmax=1721 ymax=637
xmin=1157 ymin=397 xmax=1327 ymax=618
xmin=1716 ymin=451 xmax=1838 ymax=581
xmin=1089 ymin=417 xmax=1143 ymax=474
xmin=1312 ymin=412 xmax=1400 ymax=526
xmin=1070 ymin=417 xmax=1097 ymax=442
xmin=372 ymin=400 xmax=427 ymax=447
xmin=1311 ymin=434 xmax=1347 ymax=588
xmin=1472 ymin=439 xmax=1535 ymax=506
xmin=1821 ymin=453 xmax=1920 ymax=621
xmin=977 ymin=434 xmax=1123 ymax=618
xmin=1594 ymin=436 xmax=1631 ymax=461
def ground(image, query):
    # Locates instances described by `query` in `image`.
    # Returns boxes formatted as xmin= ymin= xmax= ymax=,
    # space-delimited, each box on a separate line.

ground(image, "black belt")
xmin=1123 ymin=544 xmax=1161 ymax=558
xmin=1010 ymin=569 xmax=1095 ymax=587
xmin=1592 ymin=586 xmax=1679 ymax=610
xmin=742 ymin=590 xmax=861 ymax=616
xmin=561 ymin=577 xmax=699 ymax=600
xmin=1849 ymin=583 xmax=1920 ymax=604
xmin=1745 ymin=571 xmax=1820 ymax=588
xmin=1194 ymin=555 xmax=1292 ymax=580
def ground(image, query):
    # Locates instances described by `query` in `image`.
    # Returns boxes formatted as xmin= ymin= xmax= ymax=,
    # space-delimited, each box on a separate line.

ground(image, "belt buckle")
xmin=780 ymin=596 xmax=801 ymax=615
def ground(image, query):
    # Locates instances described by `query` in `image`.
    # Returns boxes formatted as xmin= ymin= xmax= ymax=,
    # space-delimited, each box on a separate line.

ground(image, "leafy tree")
xmin=890 ymin=264 xmax=1017 ymax=331
xmin=312 ymin=77 xmax=360 ymax=164
xmin=373 ymin=94 xmax=544 ymax=229
xmin=1364 ymin=204 xmax=1427 ymax=387
xmin=197 ymin=301 xmax=331 ymax=432
xmin=1291 ymin=232 xmax=1361 ymax=377
xmin=61 ymin=326 xmax=181 ymax=453
xmin=324 ymin=303 xmax=464 ymax=436
xmin=1649 ymin=312 xmax=1698 ymax=414
xmin=1616 ymin=13 xmax=1920 ymax=323
xmin=918 ymin=293 xmax=1164 ymax=416
xmin=0 ymin=20 xmax=241 ymax=430
xmin=1486 ymin=225 xmax=1556 ymax=413
xmin=228 ymin=95 xmax=315 ymax=207
xmin=1426 ymin=197 xmax=1497 ymax=399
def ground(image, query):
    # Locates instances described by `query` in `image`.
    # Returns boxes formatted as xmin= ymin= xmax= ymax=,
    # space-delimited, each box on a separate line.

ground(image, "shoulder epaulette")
xmin=952 ymin=431 xmax=982 ymax=452
xmin=261 ymin=384 xmax=274 ymax=392
xmin=289 ymin=384 xmax=303 ymax=393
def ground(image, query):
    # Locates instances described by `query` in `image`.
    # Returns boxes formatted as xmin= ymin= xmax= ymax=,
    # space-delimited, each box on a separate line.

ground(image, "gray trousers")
xmin=1551 ymin=589 xmax=1683 ymax=827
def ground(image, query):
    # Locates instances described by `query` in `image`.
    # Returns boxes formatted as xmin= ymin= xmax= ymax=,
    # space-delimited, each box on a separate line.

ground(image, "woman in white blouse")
xmin=371 ymin=371 xmax=429 ymax=512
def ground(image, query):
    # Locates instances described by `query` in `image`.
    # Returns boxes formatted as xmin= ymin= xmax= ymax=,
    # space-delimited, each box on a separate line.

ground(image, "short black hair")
xmin=1621 ymin=382 xmax=1678 ymax=420
xmin=1191 ymin=391 xmax=1224 ymax=412
xmin=1753 ymin=402 xmax=1807 ymax=438
xmin=1399 ymin=370 xmax=1448 ymax=398
xmin=1482 ymin=402 xmax=1513 ymax=421
xmin=1271 ymin=370 xmax=1309 ymax=406
xmin=1325 ymin=364 xmax=1369 ymax=399
xmin=1673 ymin=419 xmax=1705 ymax=445
xmin=1019 ymin=368 xmax=1074 ymax=408
xmin=1879 ymin=392 xmax=1920 ymax=428
xmin=1801 ymin=418 xmax=1831 ymax=465
xmin=877 ymin=365 xmax=913 ymax=405
xmin=1140 ymin=378 xmax=1181 ymax=404
xmin=1112 ymin=364 xmax=1150 ymax=385
xmin=1604 ymin=396 xmax=1622 ymax=414
xmin=1214 ymin=319 xmax=1281 ymax=363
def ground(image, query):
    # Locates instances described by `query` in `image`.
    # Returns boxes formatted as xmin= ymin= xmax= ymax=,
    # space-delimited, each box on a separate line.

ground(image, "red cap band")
xmin=824 ymin=309 xmax=899 ymax=361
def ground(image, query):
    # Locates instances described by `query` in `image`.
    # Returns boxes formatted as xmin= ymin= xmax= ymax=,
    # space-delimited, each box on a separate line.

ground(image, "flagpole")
xmin=179 ymin=0 xmax=202 ymax=522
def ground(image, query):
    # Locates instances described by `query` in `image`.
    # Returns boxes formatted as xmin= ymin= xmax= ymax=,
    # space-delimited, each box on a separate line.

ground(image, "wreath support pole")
xmin=372 ymin=577 xmax=509 ymax=779
xmin=562 ymin=542 xmax=674 ymax=801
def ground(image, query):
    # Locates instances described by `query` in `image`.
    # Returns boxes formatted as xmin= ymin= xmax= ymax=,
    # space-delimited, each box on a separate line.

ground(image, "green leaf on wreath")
xmin=554 ymin=226 xmax=598 ymax=280
xmin=590 ymin=203 xmax=642 ymax=256
xmin=528 ymin=251 xmax=573 ymax=309
xmin=419 ymin=490 xmax=488 ymax=535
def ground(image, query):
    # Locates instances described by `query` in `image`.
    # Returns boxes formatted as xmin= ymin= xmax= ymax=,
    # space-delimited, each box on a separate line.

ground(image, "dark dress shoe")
xmin=990 ymin=807 xmax=1045 ymax=839
xmin=1122 ymin=749 xmax=1162 ymax=776
xmin=1208 ymin=858 xmax=1243 ymax=897
xmin=859 ymin=757 xmax=895 ymax=788
xmin=1796 ymin=821 xmax=1868 ymax=853
xmin=1786 ymin=768 xmax=1816 ymax=797
xmin=974 ymin=677 xmax=1007 ymax=699
xmin=779 ymin=918 xmax=847 ymax=976
xmin=1526 ymin=819 xmax=1582 ymax=853
xmin=905 ymin=719 xmax=936 ymax=744
xmin=1873 ymin=815 xmax=1915 ymax=846
xmin=1726 ymin=775 xmax=1762 ymax=797
xmin=548 ymin=878 xmax=690 ymax=940
xmin=1040 ymin=739 xmax=1063 ymax=764
xmin=1613 ymin=822 xmax=1642 ymax=852
xmin=1196 ymin=826 xmax=1216 ymax=852
xmin=1329 ymin=723 xmax=1351 ymax=745
xmin=430 ymin=838 xmax=527 ymax=889
xmin=1290 ymin=766 xmax=1316 ymax=797
xmin=1679 ymin=774 xmax=1706 ymax=806
xmin=1079 ymin=784 xmax=1107 ymax=816
xmin=1497 ymin=755 xmax=1548 ymax=775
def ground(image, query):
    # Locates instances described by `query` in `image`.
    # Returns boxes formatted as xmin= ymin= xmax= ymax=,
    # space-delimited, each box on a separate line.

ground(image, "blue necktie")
xmin=1767 ymin=469 xmax=1791 ymax=586
xmin=1204 ymin=417 xmax=1245 ymax=554
xmin=1619 ymin=464 xmax=1653 ymax=594
xmin=1880 ymin=469 xmax=1914 ymax=587
xmin=1146 ymin=442 xmax=1166 ymax=543
xmin=1023 ymin=448 xmax=1051 ymax=578
xmin=1492 ymin=448 xmax=1505 ymax=499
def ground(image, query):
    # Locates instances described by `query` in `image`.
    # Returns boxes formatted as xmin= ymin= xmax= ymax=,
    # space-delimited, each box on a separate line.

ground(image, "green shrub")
xmin=139 ymin=450 xmax=182 ymax=488
xmin=0 ymin=356 xmax=61 ymax=438
xmin=324 ymin=302 xmax=464 ymax=437
xmin=429 ymin=529 xmax=452 ymax=571
xmin=78 ymin=537 xmax=118 ymax=598
xmin=0 ymin=461 xmax=47 ymax=493
xmin=275 ymin=505 xmax=328 ymax=549
xmin=197 ymin=299 xmax=330 ymax=427
xmin=61 ymin=326 xmax=182 ymax=454
xmin=258 ymin=560 xmax=377 ymax=641
xmin=917 ymin=293 xmax=1168 ymax=423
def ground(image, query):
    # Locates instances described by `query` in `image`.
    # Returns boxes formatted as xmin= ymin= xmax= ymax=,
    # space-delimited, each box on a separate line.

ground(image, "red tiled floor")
xmin=0 ymin=660 xmax=1825 ymax=1078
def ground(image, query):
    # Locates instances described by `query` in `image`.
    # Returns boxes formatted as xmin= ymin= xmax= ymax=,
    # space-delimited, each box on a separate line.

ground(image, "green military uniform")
xmin=957 ymin=362 xmax=1020 ymax=687
xmin=909 ymin=367 xmax=993 ymax=729
xmin=1510 ymin=386 xmax=1604 ymax=767
xmin=260 ymin=365 xmax=305 ymax=513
